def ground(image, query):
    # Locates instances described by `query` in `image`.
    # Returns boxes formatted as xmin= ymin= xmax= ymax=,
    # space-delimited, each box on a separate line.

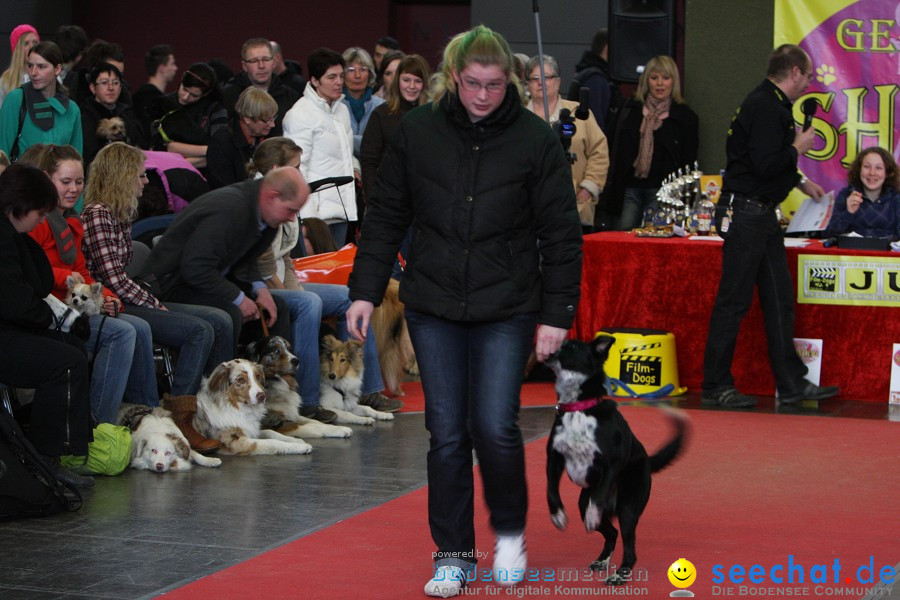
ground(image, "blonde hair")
xmin=249 ymin=136 xmax=301 ymax=177
xmin=429 ymin=25 xmax=521 ymax=106
xmin=0 ymin=34 xmax=35 ymax=96
xmin=235 ymin=87 xmax=278 ymax=120
xmin=342 ymin=46 xmax=376 ymax=88
xmin=635 ymin=55 xmax=683 ymax=104
xmin=84 ymin=142 xmax=145 ymax=223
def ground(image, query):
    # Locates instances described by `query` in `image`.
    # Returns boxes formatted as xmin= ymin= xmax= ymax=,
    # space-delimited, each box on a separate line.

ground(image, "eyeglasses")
xmin=253 ymin=115 xmax=277 ymax=125
xmin=95 ymin=79 xmax=121 ymax=87
xmin=243 ymin=56 xmax=274 ymax=65
xmin=345 ymin=66 xmax=369 ymax=75
xmin=797 ymin=66 xmax=813 ymax=80
xmin=458 ymin=77 xmax=507 ymax=95
xmin=138 ymin=172 xmax=149 ymax=181
xmin=526 ymin=75 xmax=558 ymax=83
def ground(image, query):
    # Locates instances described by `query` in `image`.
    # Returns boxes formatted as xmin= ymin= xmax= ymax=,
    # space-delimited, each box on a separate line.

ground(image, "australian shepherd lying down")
xmin=319 ymin=335 xmax=394 ymax=425
xmin=244 ymin=336 xmax=352 ymax=439
xmin=193 ymin=359 xmax=312 ymax=456
xmin=118 ymin=404 xmax=221 ymax=472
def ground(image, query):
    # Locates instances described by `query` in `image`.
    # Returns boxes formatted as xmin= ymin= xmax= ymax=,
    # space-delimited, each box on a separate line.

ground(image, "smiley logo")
xmin=668 ymin=558 xmax=697 ymax=588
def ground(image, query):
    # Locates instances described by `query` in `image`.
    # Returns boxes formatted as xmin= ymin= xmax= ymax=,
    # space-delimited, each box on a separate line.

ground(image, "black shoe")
xmin=779 ymin=382 xmax=839 ymax=405
xmin=299 ymin=405 xmax=337 ymax=424
xmin=41 ymin=455 xmax=95 ymax=488
xmin=358 ymin=392 xmax=403 ymax=412
xmin=701 ymin=387 xmax=757 ymax=408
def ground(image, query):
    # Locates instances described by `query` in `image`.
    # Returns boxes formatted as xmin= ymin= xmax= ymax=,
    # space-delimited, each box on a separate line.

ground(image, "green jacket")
xmin=0 ymin=87 xmax=83 ymax=157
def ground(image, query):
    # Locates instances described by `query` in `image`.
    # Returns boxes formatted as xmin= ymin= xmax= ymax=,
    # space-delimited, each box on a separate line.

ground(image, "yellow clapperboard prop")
xmin=596 ymin=328 xmax=687 ymax=398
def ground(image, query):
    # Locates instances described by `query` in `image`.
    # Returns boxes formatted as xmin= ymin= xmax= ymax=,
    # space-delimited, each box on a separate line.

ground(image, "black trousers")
xmin=0 ymin=327 xmax=91 ymax=456
xmin=702 ymin=199 xmax=808 ymax=395
xmin=165 ymin=286 xmax=291 ymax=354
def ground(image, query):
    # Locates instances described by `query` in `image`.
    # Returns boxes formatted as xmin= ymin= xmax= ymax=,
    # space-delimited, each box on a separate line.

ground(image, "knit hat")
xmin=10 ymin=24 xmax=39 ymax=53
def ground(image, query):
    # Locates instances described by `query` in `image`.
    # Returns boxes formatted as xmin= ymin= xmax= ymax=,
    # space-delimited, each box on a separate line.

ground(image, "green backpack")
xmin=61 ymin=423 xmax=131 ymax=476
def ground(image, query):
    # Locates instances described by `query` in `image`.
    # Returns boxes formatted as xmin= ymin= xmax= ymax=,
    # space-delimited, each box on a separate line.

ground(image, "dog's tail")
xmin=649 ymin=406 xmax=689 ymax=473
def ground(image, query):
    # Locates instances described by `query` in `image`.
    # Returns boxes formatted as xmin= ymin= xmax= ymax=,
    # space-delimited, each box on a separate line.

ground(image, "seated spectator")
xmin=373 ymin=50 xmax=403 ymax=99
xmin=28 ymin=144 xmax=155 ymax=425
xmin=283 ymin=48 xmax=359 ymax=248
xmin=137 ymin=166 xmax=303 ymax=361
xmin=152 ymin=63 xmax=227 ymax=170
xmin=221 ymin=38 xmax=299 ymax=138
xmin=526 ymin=54 xmax=609 ymax=230
xmin=361 ymin=54 xmax=430 ymax=200
xmin=300 ymin=216 xmax=336 ymax=256
xmin=81 ymin=142 xmax=229 ymax=449
xmin=75 ymin=39 xmax=130 ymax=106
xmin=372 ymin=36 xmax=400 ymax=71
xmin=139 ymin=150 xmax=209 ymax=219
xmin=55 ymin=25 xmax=88 ymax=102
xmin=826 ymin=146 xmax=900 ymax=240
xmin=0 ymin=150 xmax=9 ymax=174
xmin=0 ymin=42 xmax=83 ymax=160
xmin=206 ymin=87 xmax=277 ymax=189
xmin=341 ymin=47 xmax=384 ymax=157
xmin=252 ymin=138 xmax=403 ymax=414
xmin=80 ymin=62 xmax=145 ymax=164
xmin=0 ymin=163 xmax=93 ymax=488
xmin=132 ymin=44 xmax=178 ymax=144
xmin=0 ymin=24 xmax=40 ymax=109
xmin=270 ymin=41 xmax=306 ymax=96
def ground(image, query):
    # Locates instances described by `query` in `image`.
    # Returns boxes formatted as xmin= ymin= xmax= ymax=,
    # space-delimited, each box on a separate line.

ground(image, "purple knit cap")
xmin=10 ymin=24 xmax=39 ymax=53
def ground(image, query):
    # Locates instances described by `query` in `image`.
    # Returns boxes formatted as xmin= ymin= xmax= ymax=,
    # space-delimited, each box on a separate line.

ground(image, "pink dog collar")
xmin=556 ymin=398 xmax=600 ymax=414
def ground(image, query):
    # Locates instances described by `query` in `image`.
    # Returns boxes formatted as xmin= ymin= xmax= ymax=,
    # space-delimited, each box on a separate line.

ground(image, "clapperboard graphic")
xmin=807 ymin=265 xmax=837 ymax=292
xmin=619 ymin=341 xmax=662 ymax=387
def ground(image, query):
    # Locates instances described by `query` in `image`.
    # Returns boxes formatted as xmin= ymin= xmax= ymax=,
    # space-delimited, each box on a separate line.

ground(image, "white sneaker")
xmin=424 ymin=565 xmax=466 ymax=597
xmin=493 ymin=533 xmax=527 ymax=586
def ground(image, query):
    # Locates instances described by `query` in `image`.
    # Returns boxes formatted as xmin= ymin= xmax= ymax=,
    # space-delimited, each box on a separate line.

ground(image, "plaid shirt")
xmin=82 ymin=204 xmax=161 ymax=308
xmin=828 ymin=185 xmax=900 ymax=239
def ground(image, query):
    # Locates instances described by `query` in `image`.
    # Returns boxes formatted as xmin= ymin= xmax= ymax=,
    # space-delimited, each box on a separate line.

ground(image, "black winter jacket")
xmin=0 ymin=214 xmax=54 ymax=332
xmin=349 ymin=86 xmax=583 ymax=328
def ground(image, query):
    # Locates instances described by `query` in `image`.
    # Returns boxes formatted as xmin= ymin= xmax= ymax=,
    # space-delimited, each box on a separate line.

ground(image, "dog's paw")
xmin=292 ymin=442 xmax=313 ymax=454
xmin=205 ymin=457 xmax=223 ymax=468
xmin=590 ymin=557 xmax=610 ymax=572
xmin=325 ymin=426 xmax=353 ymax=438
xmin=375 ymin=411 xmax=394 ymax=421
xmin=584 ymin=501 xmax=602 ymax=531
xmin=359 ymin=416 xmax=376 ymax=426
xmin=606 ymin=568 xmax=631 ymax=586
xmin=551 ymin=509 xmax=568 ymax=530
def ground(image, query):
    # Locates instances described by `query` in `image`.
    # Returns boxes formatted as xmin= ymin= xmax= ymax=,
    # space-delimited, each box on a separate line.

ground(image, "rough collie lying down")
xmin=371 ymin=277 xmax=418 ymax=397
xmin=319 ymin=335 xmax=394 ymax=425
xmin=193 ymin=359 xmax=313 ymax=456
xmin=244 ymin=336 xmax=352 ymax=439
xmin=118 ymin=404 xmax=221 ymax=472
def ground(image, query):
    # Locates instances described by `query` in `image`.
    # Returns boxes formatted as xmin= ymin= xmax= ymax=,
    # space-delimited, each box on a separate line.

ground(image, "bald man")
xmin=140 ymin=167 xmax=308 ymax=352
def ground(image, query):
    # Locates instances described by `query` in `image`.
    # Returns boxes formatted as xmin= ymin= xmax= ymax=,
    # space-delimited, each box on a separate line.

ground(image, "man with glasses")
xmin=80 ymin=62 xmax=145 ymax=163
xmin=222 ymin=37 xmax=299 ymax=137
xmin=702 ymin=44 xmax=838 ymax=408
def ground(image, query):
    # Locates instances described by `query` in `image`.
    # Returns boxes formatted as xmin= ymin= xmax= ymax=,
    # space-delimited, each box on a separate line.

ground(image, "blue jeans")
xmin=271 ymin=284 xmax=382 ymax=407
xmin=617 ymin=187 xmax=659 ymax=230
xmin=165 ymin=302 xmax=234 ymax=372
xmin=124 ymin=303 xmax=216 ymax=395
xmin=87 ymin=313 xmax=158 ymax=424
xmin=405 ymin=309 xmax=536 ymax=569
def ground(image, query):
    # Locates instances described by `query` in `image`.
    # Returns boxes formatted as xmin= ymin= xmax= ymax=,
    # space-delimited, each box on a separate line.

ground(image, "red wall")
xmin=72 ymin=1 xmax=469 ymax=85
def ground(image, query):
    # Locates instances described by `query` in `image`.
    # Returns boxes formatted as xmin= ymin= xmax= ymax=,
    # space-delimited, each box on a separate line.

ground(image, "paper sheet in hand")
xmin=786 ymin=191 xmax=834 ymax=233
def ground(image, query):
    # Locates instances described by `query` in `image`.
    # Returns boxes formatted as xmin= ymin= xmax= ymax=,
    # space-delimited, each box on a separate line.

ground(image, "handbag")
xmin=292 ymin=243 xmax=357 ymax=285
xmin=61 ymin=423 xmax=131 ymax=476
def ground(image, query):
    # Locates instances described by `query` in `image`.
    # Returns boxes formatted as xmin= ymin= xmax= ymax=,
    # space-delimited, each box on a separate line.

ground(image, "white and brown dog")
xmin=65 ymin=275 xmax=104 ymax=316
xmin=244 ymin=336 xmax=352 ymax=439
xmin=193 ymin=359 xmax=313 ymax=456
xmin=119 ymin=404 xmax=222 ymax=472
xmin=319 ymin=335 xmax=394 ymax=425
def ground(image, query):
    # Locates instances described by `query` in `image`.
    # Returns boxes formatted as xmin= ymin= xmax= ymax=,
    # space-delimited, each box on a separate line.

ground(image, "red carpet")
xmin=395 ymin=381 xmax=557 ymax=413
xmin=161 ymin=408 xmax=899 ymax=600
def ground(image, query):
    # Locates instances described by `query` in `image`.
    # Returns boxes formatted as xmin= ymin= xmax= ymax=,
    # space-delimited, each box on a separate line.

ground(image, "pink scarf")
xmin=633 ymin=95 xmax=671 ymax=179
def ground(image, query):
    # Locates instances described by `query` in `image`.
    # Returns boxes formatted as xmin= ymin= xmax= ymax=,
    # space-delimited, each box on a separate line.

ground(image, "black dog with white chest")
xmin=545 ymin=336 xmax=687 ymax=585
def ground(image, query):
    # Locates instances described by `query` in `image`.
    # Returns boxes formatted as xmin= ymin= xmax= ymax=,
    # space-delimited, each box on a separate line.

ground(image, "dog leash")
xmin=605 ymin=377 xmax=676 ymax=399
xmin=256 ymin=302 xmax=270 ymax=337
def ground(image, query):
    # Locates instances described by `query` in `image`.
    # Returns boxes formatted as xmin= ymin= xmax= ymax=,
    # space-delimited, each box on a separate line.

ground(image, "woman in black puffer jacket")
xmin=346 ymin=25 xmax=582 ymax=597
